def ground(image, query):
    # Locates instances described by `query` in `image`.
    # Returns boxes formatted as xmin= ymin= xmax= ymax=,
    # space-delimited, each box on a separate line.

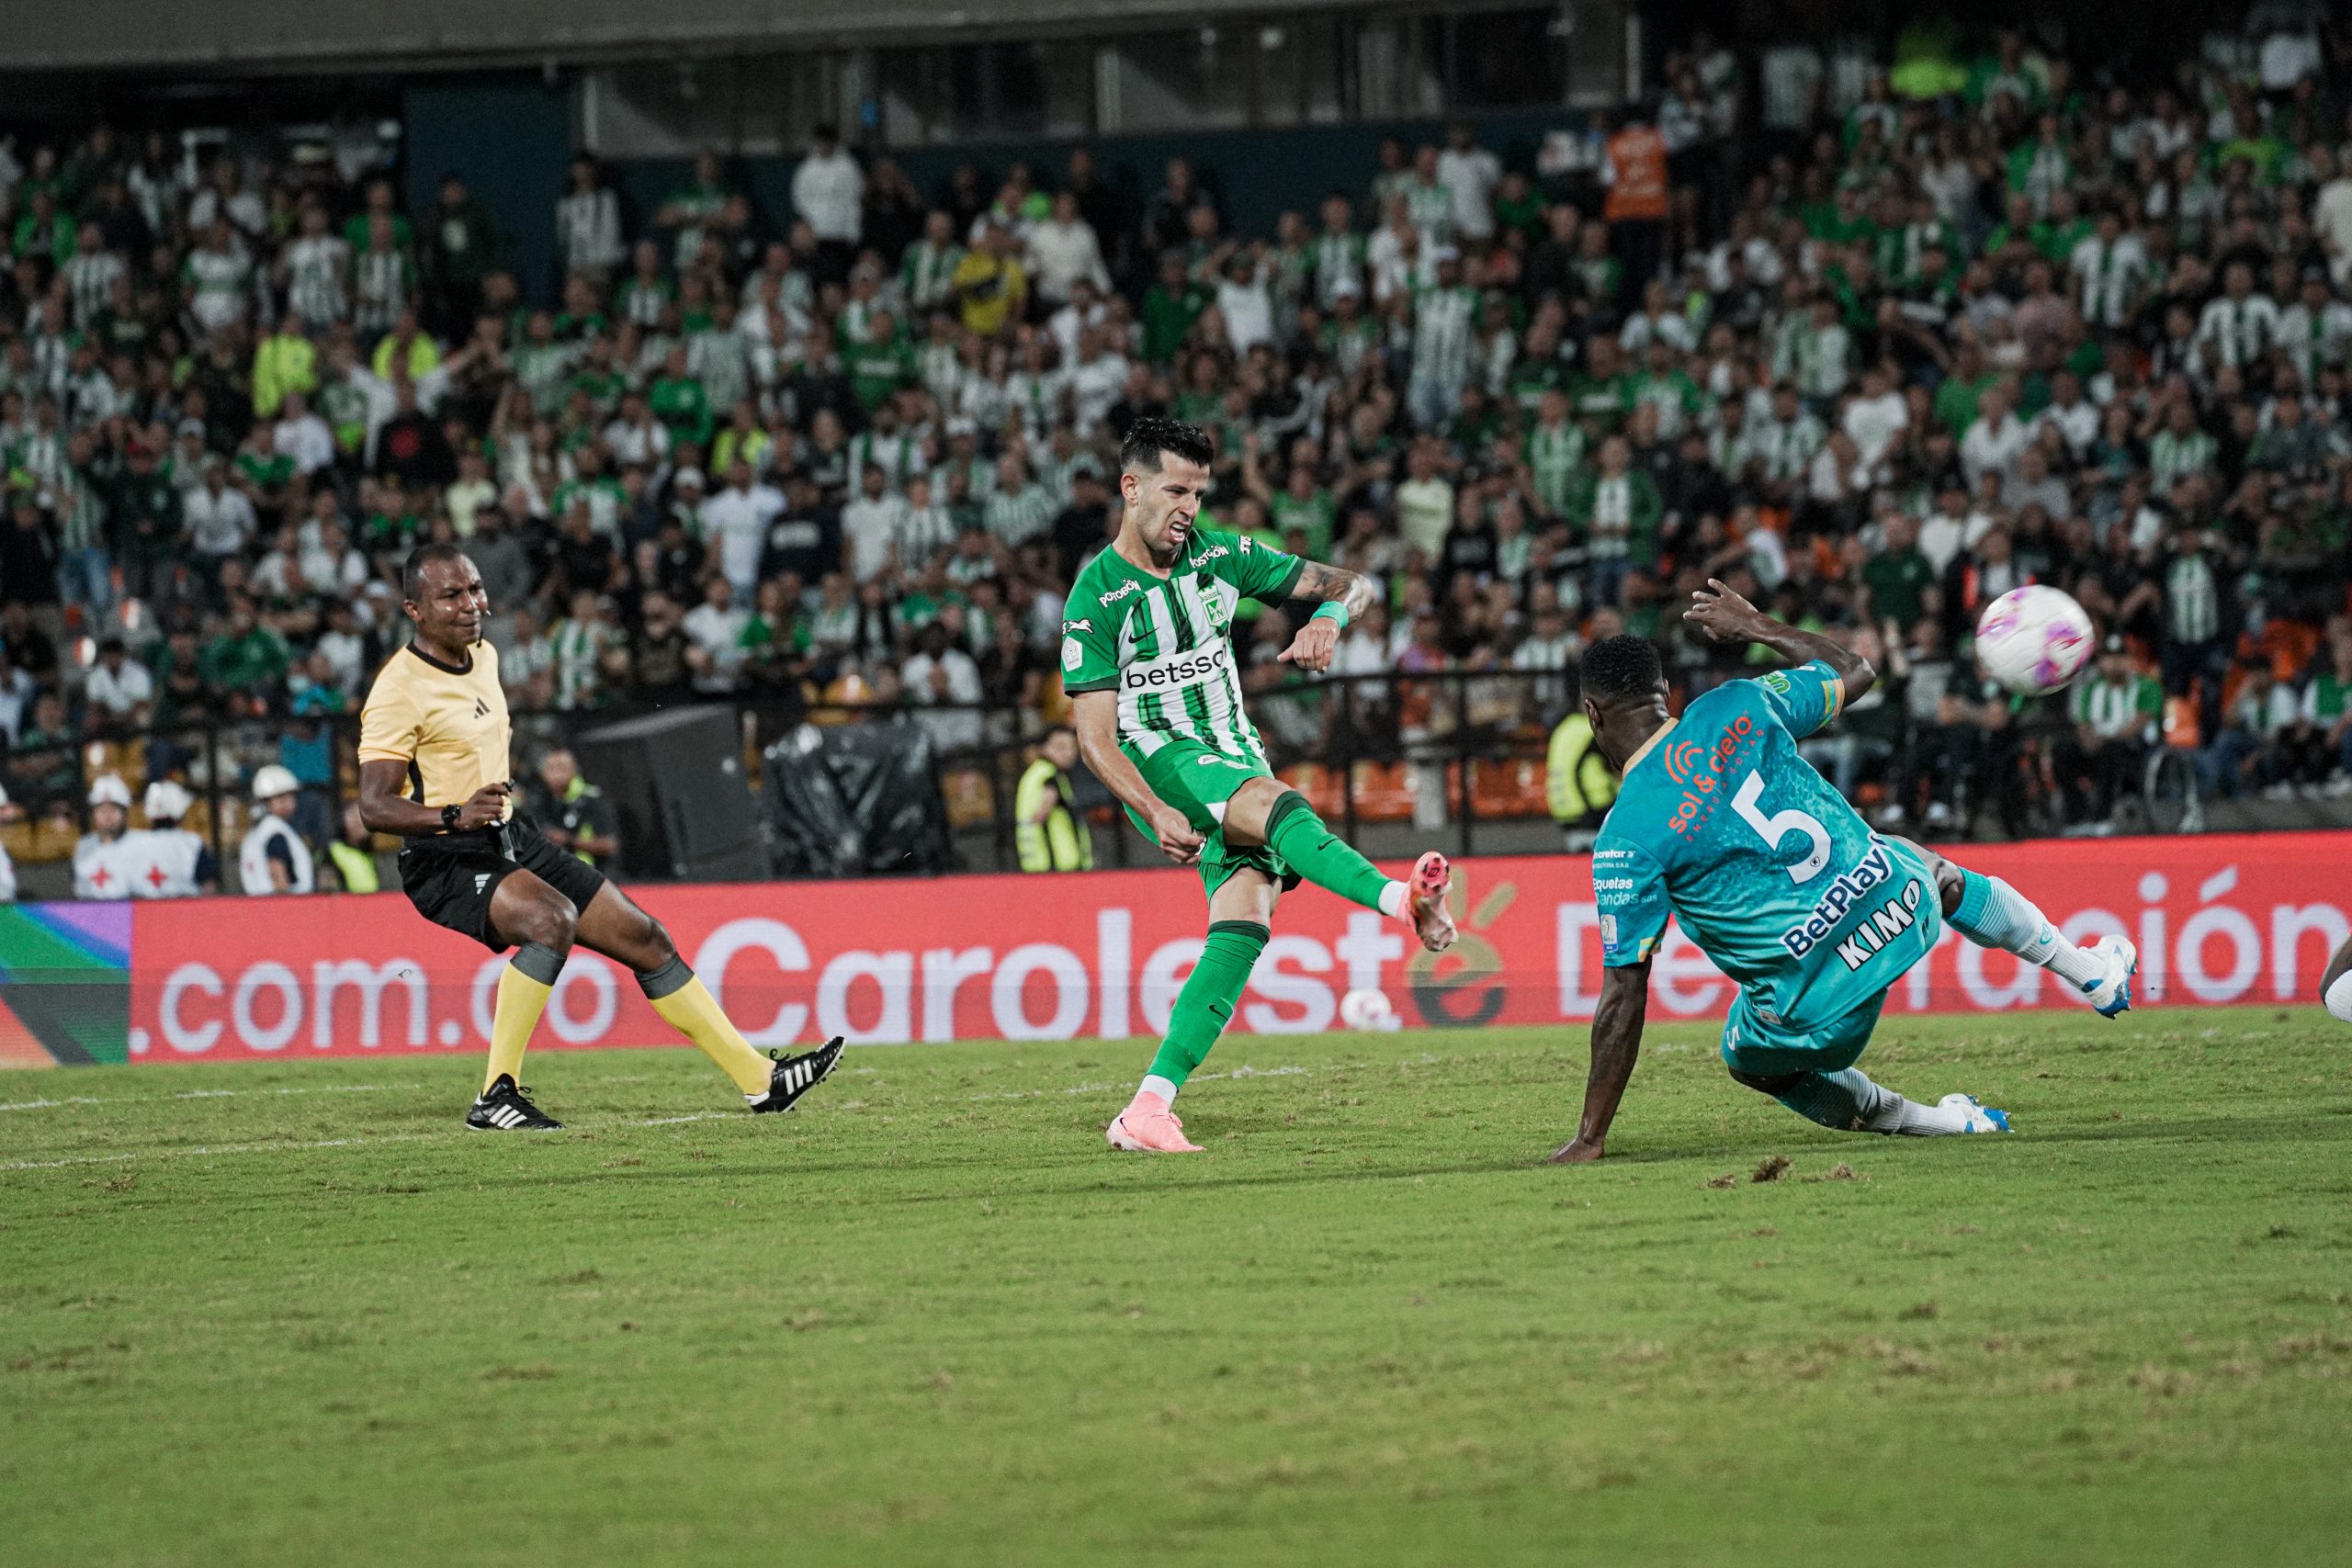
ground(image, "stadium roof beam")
xmin=0 ymin=0 xmax=1377 ymax=75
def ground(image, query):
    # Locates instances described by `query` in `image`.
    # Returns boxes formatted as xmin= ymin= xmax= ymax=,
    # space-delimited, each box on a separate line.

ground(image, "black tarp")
xmin=762 ymin=720 xmax=958 ymax=878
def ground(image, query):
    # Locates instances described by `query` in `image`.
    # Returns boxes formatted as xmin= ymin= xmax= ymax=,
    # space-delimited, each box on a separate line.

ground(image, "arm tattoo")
xmin=1295 ymin=559 xmax=1380 ymax=619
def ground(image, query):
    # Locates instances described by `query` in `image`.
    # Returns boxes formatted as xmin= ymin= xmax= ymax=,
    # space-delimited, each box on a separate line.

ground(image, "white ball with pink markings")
xmin=1973 ymin=585 xmax=2096 ymax=696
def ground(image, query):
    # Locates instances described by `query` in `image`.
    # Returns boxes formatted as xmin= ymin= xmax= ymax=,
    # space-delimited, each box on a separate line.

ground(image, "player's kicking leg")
xmin=1894 ymin=837 xmax=2137 ymax=1016
xmin=1106 ymin=774 xmax=1454 ymax=1154
xmin=571 ymin=882 xmax=844 ymax=1114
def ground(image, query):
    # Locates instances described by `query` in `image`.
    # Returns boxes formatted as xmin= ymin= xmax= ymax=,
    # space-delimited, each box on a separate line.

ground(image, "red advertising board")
xmin=125 ymin=833 xmax=2351 ymax=1062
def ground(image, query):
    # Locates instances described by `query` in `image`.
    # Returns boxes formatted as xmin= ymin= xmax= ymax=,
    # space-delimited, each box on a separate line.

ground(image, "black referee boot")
xmin=750 ymin=1037 xmax=846 ymax=1113
xmin=466 ymin=1074 xmax=564 ymax=1131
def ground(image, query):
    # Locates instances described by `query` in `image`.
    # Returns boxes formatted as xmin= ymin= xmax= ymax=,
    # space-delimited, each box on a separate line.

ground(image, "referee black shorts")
xmin=396 ymin=813 xmax=610 ymax=953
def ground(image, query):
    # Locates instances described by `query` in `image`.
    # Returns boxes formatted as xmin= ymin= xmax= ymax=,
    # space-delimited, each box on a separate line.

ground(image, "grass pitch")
xmin=4 ymin=1010 xmax=2350 ymax=1567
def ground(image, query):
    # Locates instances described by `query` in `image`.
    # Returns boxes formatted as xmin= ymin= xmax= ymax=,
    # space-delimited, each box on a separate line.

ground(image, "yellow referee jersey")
xmin=357 ymin=641 xmax=513 ymax=820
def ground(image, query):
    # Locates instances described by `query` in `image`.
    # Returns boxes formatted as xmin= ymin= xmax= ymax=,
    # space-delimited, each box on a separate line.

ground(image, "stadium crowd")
xmin=5 ymin=6 xmax=2352 ymax=887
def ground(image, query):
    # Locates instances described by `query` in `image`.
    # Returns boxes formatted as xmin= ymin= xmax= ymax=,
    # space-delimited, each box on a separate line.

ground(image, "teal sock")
xmin=1261 ymin=791 xmax=1396 ymax=914
xmin=1145 ymin=921 xmax=1269 ymax=1091
xmin=1948 ymin=870 xmax=2105 ymax=989
xmin=1772 ymin=1067 xmax=1892 ymax=1131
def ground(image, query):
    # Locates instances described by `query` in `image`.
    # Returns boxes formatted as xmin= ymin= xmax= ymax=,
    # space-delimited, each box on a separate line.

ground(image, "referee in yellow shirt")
xmin=357 ymin=543 xmax=842 ymax=1130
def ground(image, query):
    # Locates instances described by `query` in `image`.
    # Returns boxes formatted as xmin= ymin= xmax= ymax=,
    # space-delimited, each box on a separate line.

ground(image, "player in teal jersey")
xmin=1548 ymin=581 xmax=2138 ymax=1164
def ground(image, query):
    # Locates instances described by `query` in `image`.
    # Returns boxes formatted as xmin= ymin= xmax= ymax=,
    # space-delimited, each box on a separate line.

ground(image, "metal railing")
xmin=2 ymin=670 xmax=1573 ymax=880
xmin=0 ymin=667 xmax=2256 ymax=886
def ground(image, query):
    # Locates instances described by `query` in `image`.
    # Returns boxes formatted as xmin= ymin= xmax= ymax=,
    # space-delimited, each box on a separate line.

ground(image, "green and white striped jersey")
xmin=1061 ymin=527 xmax=1305 ymax=763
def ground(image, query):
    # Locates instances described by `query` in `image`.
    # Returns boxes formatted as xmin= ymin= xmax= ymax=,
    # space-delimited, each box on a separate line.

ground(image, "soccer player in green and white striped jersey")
xmin=1068 ymin=419 xmax=1456 ymax=1155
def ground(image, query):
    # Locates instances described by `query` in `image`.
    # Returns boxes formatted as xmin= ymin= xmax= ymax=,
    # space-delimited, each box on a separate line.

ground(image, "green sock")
xmin=1145 ymin=920 xmax=1269 ymax=1092
xmin=1261 ymin=791 xmax=1398 ymax=914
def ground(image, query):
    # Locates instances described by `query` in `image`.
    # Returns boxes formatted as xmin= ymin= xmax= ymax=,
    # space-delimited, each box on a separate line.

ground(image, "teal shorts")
xmin=1717 ymin=837 xmax=1941 ymax=1077
xmin=1719 ymin=986 xmax=1889 ymax=1077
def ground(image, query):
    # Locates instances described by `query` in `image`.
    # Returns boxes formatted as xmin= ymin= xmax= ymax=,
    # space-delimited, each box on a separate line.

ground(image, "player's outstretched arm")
xmin=1070 ymin=691 xmax=1204 ymax=865
xmin=1276 ymin=559 xmax=1382 ymax=674
xmin=1683 ymin=578 xmax=1876 ymax=703
xmin=1548 ymin=960 xmax=1651 ymax=1164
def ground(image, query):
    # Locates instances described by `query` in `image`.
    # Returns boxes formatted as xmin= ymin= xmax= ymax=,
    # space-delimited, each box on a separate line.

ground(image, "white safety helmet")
xmin=251 ymin=764 xmax=301 ymax=802
xmin=145 ymin=781 xmax=195 ymax=822
xmin=88 ymin=773 xmax=134 ymax=809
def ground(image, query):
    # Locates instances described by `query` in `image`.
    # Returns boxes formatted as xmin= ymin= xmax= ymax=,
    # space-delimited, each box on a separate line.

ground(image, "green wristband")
xmin=1310 ymin=602 xmax=1350 ymax=630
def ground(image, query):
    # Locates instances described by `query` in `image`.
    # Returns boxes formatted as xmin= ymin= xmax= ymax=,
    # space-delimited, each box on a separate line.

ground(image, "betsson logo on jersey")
xmin=1122 ymin=643 xmax=1230 ymax=692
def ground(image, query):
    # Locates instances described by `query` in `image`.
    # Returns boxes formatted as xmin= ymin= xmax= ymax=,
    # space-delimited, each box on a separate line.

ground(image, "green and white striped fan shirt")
xmin=1060 ymin=527 xmax=1304 ymax=764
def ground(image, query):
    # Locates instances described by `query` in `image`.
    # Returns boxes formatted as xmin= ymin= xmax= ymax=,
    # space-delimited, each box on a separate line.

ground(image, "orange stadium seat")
xmin=1277 ymin=762 xmax=1344 ymax=818
xmin=1350 ymin=761 xmax=1418 ymax=822
xmin=941 ymin=768 xmax=995 ymax=828
xmin=1469 ymin=759 xmax=1549 ymax=819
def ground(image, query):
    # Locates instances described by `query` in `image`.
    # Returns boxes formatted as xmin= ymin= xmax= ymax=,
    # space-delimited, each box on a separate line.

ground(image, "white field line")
xmin=965 ymin=1065 xmax=1313 ymax=1103
xmin=1 ymin=1103 xmax=807 ymax=1170
xmin=0 ymin=1084 xmax=392 ymax=1114
xmin=0 ymin=1070 xmax=701 ymax=1117
xmin=2 ymin=1133 xmax=444 ymax=1171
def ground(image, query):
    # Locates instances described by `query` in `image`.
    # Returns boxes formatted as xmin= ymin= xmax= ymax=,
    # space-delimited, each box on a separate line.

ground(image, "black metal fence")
xmin=0 ymin=665 xmax=2234 ymax=888
xmin=2 ymin=669 xmax=1581 ymax=882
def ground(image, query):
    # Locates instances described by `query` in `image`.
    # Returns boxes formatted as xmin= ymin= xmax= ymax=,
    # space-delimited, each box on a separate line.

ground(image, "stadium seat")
xmin=1276 ymin=762 xmax=1344 ymax=818
xmin=1349 ymin=761 xmax=1418 ymax=822
xmin=941 ymin=769 xmax=995 ymax=828
xmin=1469 ymin=759 xmax=1549 ymax=819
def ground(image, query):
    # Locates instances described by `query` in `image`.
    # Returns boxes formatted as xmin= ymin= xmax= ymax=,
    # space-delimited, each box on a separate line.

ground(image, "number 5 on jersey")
xmin=1733 ymin=770 xmax=1830 ymax=884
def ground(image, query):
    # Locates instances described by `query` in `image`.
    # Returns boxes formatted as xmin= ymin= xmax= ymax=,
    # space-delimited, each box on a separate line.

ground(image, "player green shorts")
xmin=1717 ymin=837 xmax=1943 ymax=1077
xmin=1124 ymin=738 xmax=1299 ymax=899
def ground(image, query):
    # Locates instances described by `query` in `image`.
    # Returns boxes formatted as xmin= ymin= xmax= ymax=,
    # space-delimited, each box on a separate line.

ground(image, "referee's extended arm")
xmin=357 ymin=760 xmax=512 ymax=838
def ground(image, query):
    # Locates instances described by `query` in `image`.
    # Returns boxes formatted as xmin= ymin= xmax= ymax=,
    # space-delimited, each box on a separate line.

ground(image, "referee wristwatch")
xmin=440 ymin=803 xmax=463 ymax=833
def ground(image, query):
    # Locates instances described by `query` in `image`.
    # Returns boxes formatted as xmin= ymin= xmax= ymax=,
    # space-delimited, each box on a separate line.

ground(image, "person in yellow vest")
xmin=1014 ymin=725 xmax=1093 ymax=873
xmin=327 ymin=801 xmax=381 ymax=894
xmin=252 ymin=310 xmax=319 ymax=419
xmin=1546 ymin=709 xmax=1619 ymax=850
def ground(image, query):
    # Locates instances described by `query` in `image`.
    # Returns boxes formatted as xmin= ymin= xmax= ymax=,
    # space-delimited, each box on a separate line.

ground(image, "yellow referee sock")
xmin=639 ymin=956 xmax=771 ymax=1096
xmin=483 ymin=943 xmax=565 ymax=1095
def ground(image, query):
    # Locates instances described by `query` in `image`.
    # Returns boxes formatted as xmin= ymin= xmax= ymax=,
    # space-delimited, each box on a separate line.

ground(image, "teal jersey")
xmin=1592 ymin=661 xmax=1936 ymax=1032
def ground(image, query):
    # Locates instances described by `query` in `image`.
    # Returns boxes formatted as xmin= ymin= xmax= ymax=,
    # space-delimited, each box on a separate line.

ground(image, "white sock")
xmin=1377 ymin=881 xmax=1407 ymax=918
xmin=2326 ymin=971 xmax=2352 ymax=1023
xmin=1136 ymin=1074 xmax=1180 ymax=1105
xmin=1950 ymin=872 xmax=2107 ymax=992
xmin=1869 ymin=1093 xmax=1977 ymax=1136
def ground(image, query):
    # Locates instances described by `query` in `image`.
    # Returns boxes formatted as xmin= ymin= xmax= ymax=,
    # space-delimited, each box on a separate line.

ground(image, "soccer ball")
xmin=1973 ymin=585 xmax=2095 ymax=696
xmin=1339 ymin=987 xmax=1397 ymax=1032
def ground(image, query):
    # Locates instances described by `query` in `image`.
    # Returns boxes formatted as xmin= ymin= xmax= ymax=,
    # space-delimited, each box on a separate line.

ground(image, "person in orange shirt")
xmin=1602 ymin=107 xmax=1671 ymax=310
